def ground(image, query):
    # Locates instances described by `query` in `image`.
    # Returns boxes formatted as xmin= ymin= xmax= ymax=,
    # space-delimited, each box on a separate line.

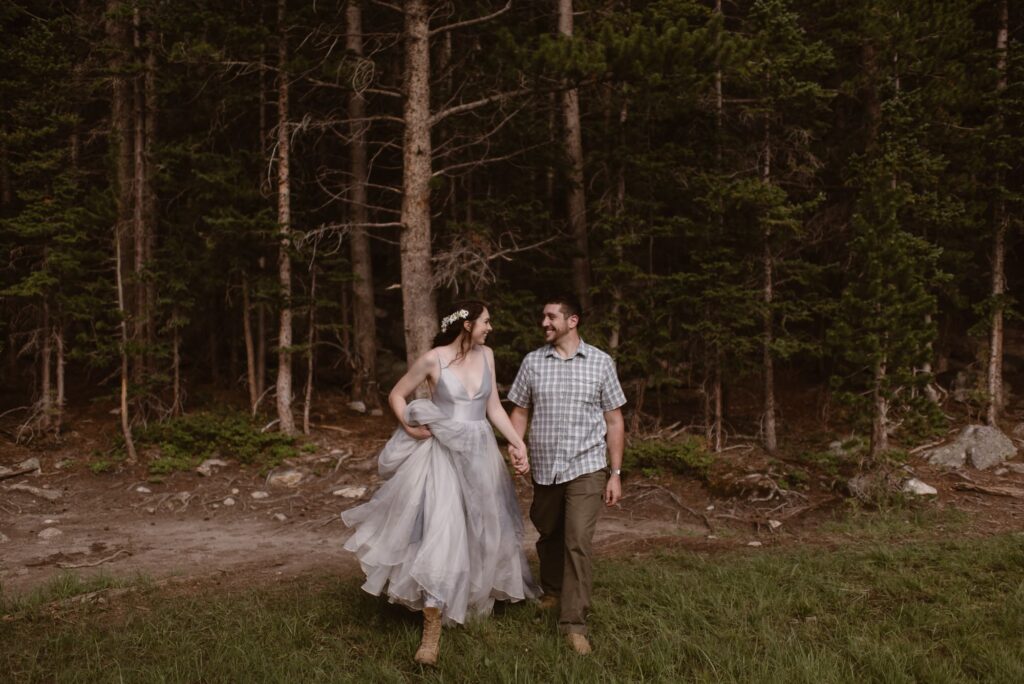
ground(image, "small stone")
xmin=196 ymin=458 xmax=230 ymax=477
xmin=38 ymin=527 xmax=63 ymax=541
xmin=211 ymin=503 xmax=219 ymax=509
xmin=136 ymin=486 xmax=152 ymax=494
xmin=706 ymin=534 xmax=718 ymax=540
xmin=231 ymin=488 xmax=239 ymax=495
xmin=902 ymin=478 xmax=938 ymax=496
xmin=251 ymin=491 xmax=270 ymax=500
xmin=348 ymin=400 xmax=367 ymax=414
xmin=16 ymin=457 xmax=41 ymax=474
xmin=43 ymin=518 xmax=58 ymax=524
xmin=995 ymin=467 xmax=1010 ymax=476
xmin=267 ymin=469 xmax=304 ymax=488
xmin=747 ymin=541 xmax=762 ymax=547
xmin=0 ymin=532 xmax=10 ymax=544
xmin=370 ymin=409 xmax=384 ymax=417
xmin=146 ymin=507 xmax=156 ymax=514
xmin=333 ymin=486 xmax=367 ymax=498
xmin=273 ymin=513 xmax=287 ymax=522
xmin=223 ymin=497 xmax=236 ymax=506
xmin=705 ymin=504 xmax=715 ymax=511
xmin=768 ymin=519 xmax=783 ymax=530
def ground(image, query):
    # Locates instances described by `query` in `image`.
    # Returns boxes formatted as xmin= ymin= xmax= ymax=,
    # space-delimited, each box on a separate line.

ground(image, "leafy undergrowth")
xmin=129 ymin=411 xmax=304 ymax=475
xmin=624 ymin=435 xmax=713 ymax=478
xmin=4 ymin=527 xmax=1024 ymax=682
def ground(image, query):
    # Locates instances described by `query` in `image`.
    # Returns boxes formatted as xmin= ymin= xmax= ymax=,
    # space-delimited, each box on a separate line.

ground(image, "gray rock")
xmin=38 ymin=527 xmax=63 ymax=541
xmin=196 ymin=458 xmax=229 ymax=477
xmin=273 ymin=513 xmax=287 ymax=522
xmin=266 ymin=469 xmax=304 ymax=488
xmin=250 ymin=491 xmax=270 ymax=500
xmin=0 ymin=532 xmax=10 ymax=544
xmin=222 ymin=497 xmax=236 ymax=507
xmin=136 ymin=486 xmax=152 ymax=494
xmin=348 ymin=400 xmax=367 ymax=414
xmin=925 ymin=425 xmax=1018 ymax=470
xmin=902 ymin=478 xmax=938 ymax=496
xmin=333 ymin=486 xmax=367 ymax=498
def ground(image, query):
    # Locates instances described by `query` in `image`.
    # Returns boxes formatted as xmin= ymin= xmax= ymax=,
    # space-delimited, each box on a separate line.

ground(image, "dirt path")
xmin=5 ymin=414 xmax=1024 ymax=598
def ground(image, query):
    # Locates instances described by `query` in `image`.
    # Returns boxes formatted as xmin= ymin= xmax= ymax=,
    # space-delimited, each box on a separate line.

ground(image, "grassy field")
xmin=3 ymin=519 xmax=1024 ymax=682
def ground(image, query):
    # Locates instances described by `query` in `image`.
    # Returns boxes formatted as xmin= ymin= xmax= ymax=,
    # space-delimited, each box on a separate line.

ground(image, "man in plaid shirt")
xmin=508 ymin=293 xmax=626 ymax=655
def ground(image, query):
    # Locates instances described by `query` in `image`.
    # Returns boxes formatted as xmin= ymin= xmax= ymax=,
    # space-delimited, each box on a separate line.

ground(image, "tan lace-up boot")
xmin=413 ymin=607 xmax=442 ymax=666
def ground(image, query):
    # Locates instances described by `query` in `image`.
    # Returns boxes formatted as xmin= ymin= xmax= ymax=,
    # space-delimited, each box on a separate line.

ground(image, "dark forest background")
xmin=1 ymin=0 xmax=1021 ymax=462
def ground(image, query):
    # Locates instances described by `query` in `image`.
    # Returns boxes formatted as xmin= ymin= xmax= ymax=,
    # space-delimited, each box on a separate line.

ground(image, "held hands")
xmin=508 ymin=443 xmax=530 ymax=476
xmin=403 ymin=424 xmax=432 ymax=440
xmin=604 ymin=473 xmax=621 ymax=507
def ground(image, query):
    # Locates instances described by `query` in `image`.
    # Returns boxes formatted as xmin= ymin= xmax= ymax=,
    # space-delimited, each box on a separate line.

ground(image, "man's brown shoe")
xmin=537 ymin=594 xmax=560 ymax=610
xmin=566 ymin=633 xmax=592 ymax=655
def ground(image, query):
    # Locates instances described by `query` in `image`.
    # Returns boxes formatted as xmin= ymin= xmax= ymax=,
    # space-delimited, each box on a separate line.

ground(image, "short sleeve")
xmin=599 ymin=358 xmax=627 ymax=412
xmin=506 ymin=356 xmax=532 ymax=408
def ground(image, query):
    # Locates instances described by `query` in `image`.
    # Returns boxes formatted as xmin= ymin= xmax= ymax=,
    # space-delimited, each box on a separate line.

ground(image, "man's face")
xmin=542 ymin=303 xmax=576 ymax=343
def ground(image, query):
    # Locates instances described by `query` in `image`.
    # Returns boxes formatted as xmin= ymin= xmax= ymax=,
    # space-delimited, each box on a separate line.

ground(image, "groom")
xmin=507 ymin=293 xmax=626 ymax=655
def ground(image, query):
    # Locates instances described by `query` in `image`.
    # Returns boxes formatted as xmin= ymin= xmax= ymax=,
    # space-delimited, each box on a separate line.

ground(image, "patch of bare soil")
xmin=3 ymin=403 xmax=1024 ymax=599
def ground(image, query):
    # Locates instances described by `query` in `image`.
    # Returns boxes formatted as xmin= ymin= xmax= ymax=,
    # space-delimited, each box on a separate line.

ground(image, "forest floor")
xmin=2 ymin=395 xmax=1024 ymax=600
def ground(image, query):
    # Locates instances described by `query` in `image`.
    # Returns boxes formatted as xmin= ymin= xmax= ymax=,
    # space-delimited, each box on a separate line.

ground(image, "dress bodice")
xmin=433 ymin=352 xmax=490 ymax=422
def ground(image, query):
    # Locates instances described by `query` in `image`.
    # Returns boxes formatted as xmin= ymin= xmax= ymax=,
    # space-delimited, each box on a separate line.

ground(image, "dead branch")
xmin=0 ymin=465 xmax=40 ymax=482
xmin=952 ymin=482 xmax=1024 ymax=498
xmin=430 ymin=1 xmax=511 ymax=36
xmin=57 ymin=549 xmax=129 ymax=569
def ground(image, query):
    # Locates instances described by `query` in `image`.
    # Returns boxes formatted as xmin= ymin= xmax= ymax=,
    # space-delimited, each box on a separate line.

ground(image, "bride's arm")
xmin=484 ymin=347 xmax=527 ymax=453
xmin=388 ymin=351 xmax=438 ymax=439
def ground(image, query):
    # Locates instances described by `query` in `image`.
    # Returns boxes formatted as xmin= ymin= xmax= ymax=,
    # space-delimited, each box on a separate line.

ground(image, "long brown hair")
xmin=432 ymin=300 xmax=487 ymax=363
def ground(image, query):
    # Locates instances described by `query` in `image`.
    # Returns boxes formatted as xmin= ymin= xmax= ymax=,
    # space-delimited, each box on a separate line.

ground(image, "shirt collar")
xmin=545 ymin=338 xmax=590 ymax=360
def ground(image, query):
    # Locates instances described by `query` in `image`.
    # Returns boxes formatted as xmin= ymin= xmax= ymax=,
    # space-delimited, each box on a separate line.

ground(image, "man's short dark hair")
xmin=545 ymin=293 xmax=583 ymax=323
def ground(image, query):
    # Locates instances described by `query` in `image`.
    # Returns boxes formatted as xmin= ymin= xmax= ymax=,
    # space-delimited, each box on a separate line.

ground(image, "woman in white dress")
xmin=341 ymin=300 xmax=538 ymax=666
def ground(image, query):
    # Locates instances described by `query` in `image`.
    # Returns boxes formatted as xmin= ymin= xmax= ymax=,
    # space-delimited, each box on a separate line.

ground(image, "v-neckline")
xmin=442 ymin=350 xmax=488 ymax=399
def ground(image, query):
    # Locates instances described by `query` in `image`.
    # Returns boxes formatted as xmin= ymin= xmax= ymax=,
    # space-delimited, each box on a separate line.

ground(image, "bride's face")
xmin=467 ymin=308 xmax=492 ymax=346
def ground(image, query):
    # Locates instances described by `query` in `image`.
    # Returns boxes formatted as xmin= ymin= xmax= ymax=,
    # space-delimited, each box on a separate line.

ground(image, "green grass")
xmin=4 ymin=531 xmax=1024 ymax=682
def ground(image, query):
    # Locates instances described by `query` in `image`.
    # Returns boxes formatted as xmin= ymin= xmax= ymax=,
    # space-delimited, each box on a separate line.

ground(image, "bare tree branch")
xmin=431 ymin=86 xmax=533 ymax=127
xmin=429 ymin=1 xmax=512 ymax=37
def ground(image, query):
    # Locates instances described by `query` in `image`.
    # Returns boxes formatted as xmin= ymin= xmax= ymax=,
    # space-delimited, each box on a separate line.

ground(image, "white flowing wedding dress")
xmin=341 ymin=353 xmax=538 ymax=625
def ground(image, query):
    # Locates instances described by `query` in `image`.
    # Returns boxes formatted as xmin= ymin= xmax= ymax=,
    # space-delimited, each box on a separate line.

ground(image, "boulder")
xmin=925 ymin=425 xmax=1017 ymax=470
xmin=902 ymin=478 xmax=938 ymax=496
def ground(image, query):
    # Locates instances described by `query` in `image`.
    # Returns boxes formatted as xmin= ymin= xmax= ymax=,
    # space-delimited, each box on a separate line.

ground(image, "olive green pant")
xmin=530 ymin=469 xmax=607 ymax=635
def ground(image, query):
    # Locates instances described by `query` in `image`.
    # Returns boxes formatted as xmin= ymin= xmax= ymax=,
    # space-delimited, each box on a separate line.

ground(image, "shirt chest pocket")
xmin=570 ymin=378 xmax=601 ymax=405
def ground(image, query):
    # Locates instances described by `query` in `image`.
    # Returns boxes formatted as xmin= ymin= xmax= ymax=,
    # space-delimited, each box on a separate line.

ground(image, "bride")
xmin=341 ymin=300 xmax=538 ymax=666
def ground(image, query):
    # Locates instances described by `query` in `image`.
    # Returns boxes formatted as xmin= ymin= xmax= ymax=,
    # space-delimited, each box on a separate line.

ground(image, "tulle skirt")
xmin=341 ymin=399 xmax=538 ymax=625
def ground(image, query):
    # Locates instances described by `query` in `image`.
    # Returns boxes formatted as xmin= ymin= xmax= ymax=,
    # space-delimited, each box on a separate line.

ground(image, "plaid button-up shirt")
xmin=507 ymin=339 xmax=627 ymax=485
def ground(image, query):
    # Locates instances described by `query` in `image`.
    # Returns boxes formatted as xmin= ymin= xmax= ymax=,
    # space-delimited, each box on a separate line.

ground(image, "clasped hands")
xmin=508 ymin=443 xmax=530 ymax=475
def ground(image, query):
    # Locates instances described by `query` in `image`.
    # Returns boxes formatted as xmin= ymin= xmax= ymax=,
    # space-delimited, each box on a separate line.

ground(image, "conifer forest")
xmin=1 ymin=0 xmax=1022 ymax=460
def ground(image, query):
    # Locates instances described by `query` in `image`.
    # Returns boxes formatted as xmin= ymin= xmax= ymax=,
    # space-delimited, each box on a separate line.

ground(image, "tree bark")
xmin=871 ymin=356 xmax=889 ymax=457
xmin=40 ymin=300 xmax=52 ymax=431
xmin=243 ymin=274 xmax=259 ymax=412
xmin=171 ymin=305 xmax=182 ymax=415
xmin=275 ymin=0 xmax=296 ymax=434
xmin=108 ymin=0 xmax=137 ymax=461
xmin=131 ymin=7 xmax=148 ymax=379
xmin=303 ymin=268 xmax=317 ymax=435
xmin=558 ymin=0 xmax=591 ymax=311
xmin=54 ymin=321 xmax=64 ymax=435
xmin=399 ymin=0 xmax=438 ymax=365
xmin=0 ymin=124 xmax=11 ymax=206
xmin=762 ymin=110 xmax=777 ymax=453
xmin=346 ymin=0 xmax=380 ymax=409
xmin=987 ymin=0 xmax=1009 ymax=426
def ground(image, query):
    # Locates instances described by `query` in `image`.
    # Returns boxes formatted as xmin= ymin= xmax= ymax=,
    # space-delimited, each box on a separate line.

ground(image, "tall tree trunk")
xmin=243 ymin=275 xmax=259 ymax=412
xmin=116 ymin=236 xmax=138 ymax=463
xmin=54 ymin=320 xmax=64 ymax=435
xmin=987 ymin=0 xmax=1009 ymax=426
xmin=171 ymin=305 xmax=182 ymax=415
xmin=275 ymin=0 xmax=296 ymax=434
xmin=399 ymin=0 xmax=438 ymax=365
xmin=108 ymin=0 xmax=137 ymax=460
xmin=0 ymin=124 xmax=11 ymax=206
xmin=762 ymin=110 xmax=777 ymax=453
xmin=39 ymin=300 xmax=52 ymax=431
xmin=871 ymin=355 xmax=889 ymax=457
xmin=131 ymin=7 xmax=148 ymax=380
xmin=346 ymin=0 xmax=380 ymax=409
xmin=143 ymin=23 xmax=158 ymax=373
xmin=303 ymin=268 xmax=317 ymax=435
xmin=558 ymin=0 xmax=591 ymax=311
xmin=608 ymin=98 xmax=627 ymax=352
xmin=257 ymin=258 xmax=267 ymax=400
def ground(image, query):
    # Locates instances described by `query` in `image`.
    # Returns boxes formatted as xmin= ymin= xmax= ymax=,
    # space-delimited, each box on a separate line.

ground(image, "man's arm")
xmin=603 ymin=408 xmax=624 ymax=506
xmin=509 ymin=406 xmax=531 ymax=474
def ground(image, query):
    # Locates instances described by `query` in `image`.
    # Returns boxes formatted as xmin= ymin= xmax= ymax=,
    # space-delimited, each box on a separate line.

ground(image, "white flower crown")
xmin=440 ymin=309 xmax=470 ymax=333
